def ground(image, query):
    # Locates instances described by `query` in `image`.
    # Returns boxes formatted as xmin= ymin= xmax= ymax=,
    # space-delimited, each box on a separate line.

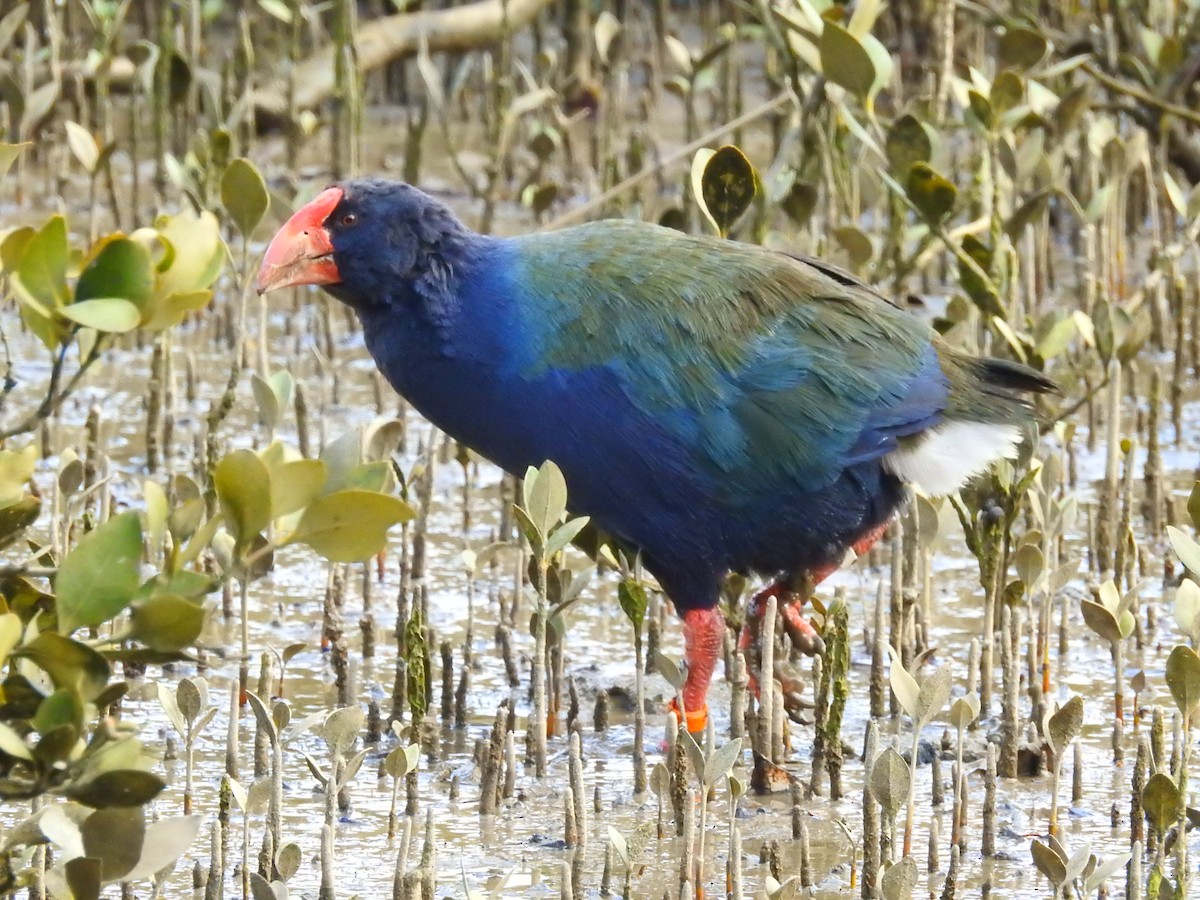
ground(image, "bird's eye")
xmin=340 ymin=212 xmax=358 ymax=227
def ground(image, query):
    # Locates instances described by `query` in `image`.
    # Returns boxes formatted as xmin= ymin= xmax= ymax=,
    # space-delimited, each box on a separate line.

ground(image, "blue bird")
xmin=257 ymin=179 xmax=1053 ymax=731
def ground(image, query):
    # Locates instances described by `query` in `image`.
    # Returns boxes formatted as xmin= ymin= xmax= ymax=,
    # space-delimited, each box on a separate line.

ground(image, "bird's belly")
xmin=370 ymin=339 xmax=905 ymax=602
xmin=378 ymin=353 xmax=728 ymax=591
xmin=724 ymin=463 xmax=906 ymax=577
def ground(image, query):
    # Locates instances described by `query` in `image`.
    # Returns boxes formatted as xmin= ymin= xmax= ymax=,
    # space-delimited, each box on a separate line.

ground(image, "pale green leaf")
xmin=290 ymin=490 xmax=414 ymax=563
xmin=60 ymin=298 xmax=140 ymax=333
xmin=56 ymin=512 xmax=143 ymax=634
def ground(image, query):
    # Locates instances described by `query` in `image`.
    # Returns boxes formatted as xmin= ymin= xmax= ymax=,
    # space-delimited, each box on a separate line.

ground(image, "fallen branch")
xmin=251 ymin=0 xmax=556 ymax=124
xmin=1080 ymin=61 xmax=1200 ymax=129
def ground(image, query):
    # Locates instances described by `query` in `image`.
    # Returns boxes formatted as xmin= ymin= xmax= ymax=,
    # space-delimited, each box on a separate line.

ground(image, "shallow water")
xmin=12 ymin=277 xmax=1196 ymax=898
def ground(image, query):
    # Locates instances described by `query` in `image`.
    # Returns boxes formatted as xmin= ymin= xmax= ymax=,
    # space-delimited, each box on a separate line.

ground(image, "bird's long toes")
xmin=781 ymin=604 xmax=825 ymax=656
xmin=774 ymin=665 xmax=812 ymax=724
xmin=783 ymin=697 xmax=812 ymax=726
xmin=787 ymin=626 xmax=825 ymax=657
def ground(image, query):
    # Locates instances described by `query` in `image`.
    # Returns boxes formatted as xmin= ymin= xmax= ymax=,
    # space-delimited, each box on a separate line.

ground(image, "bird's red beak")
xmin=255 ymin=187 xmax=344 ymax=294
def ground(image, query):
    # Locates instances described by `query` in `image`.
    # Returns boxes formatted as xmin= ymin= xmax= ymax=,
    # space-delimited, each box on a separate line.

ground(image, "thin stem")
xmin=0 ymin=337 xmax=105 ymax=440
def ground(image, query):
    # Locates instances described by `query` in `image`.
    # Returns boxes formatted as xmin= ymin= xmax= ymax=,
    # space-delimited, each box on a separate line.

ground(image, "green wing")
xmin=510 ymin=221 xmax=943 ymax=492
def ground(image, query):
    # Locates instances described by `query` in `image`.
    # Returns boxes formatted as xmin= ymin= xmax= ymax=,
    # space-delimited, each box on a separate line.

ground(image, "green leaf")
xmin=32 ymin=688 xmax=83 ymax=735
xmin=267 ymin=459 xmax=327 ymax=519
xmin=1045 ymin=695 xmax=1083 ymax=754
xmin=1084 ymin=853 xmax=1132 ymax=893
xmin=0 ymin=225 xmax=33 ymax=273
xmin=221 ymin=158 xmax=269 ymax=238
xmin=885 ymin=114 xmax=932 ymax=176
xmin=989 ymin=71 xmax=1024 ymax=117
xmin=967 ymin=90 xmax=993 ymax=129
xmin=511 ymin=505 xmax=542 ymax=551
xmin=948 ymin=692 xmax=980 ymax=730
xmin=71 ymin=772 xmax=166 ymax=810
xmin=139 ymin=289 xmax=211 ymax=332
xmin=60 ymin=298 xmax=141 ymax=333
xmin=1117 ymin=609 xmax=1135 ymax=640
xmin=20 ymin=81 xmax=59 ymax=140
xmin=0 ymin=443 xmax=37 ymax=506
xmin=153 ymin=209 xmax=225 ymax=298
xmin=15 ymin=214 xmax=69 ymax=310
xmin=1165 ymin=644 xmax=1200 ymax=719
xmin=915 ymin=664 xmax=952 ymax=726
xmin=1006 ymin=189 xmax=1053 ymax=239
xmin=1014 ymin=544 xmax=1044 ymax=590
xmin=593 ymin=10 xmax=621 ymax=64
xmin=886 ymin=645 xmax=920 ymax=719
xmin=618 ymin=577 xmax=647 ymax=630
xmin=290 ymin=490 xmax=415 ymax=563
xmin=869 ymin=747 xmax=910 ymax=816
xmin=1030 ymin=838 xmax=1067 ymax=886
xmin=57 ymin=512 xmax=143 ymax=634
xmin=831 ymin=225 xmax=873 ymax=271
xmin=17 ymin=632 xmax=111 ymax=701
xmin=779 ymin=179 xmax=818 ymax=227
xmin=251 ymin=373 xmax=282 ymax=430
xmin=258 ymin=0 xmax=293 ymax=22
xmin=336 ymin=460 xmax=389 ymax=494
xmin=275 ymin=843 xmax=302 ymax=881
xmin=703 ymin=738 xmax=742 ymax=787
xmin=1187 ymin=483 xmax=1200 ymax=530
xmin=214 ymin=450 xmax=272 ymax=553
xmin=269 ymin=370 xmax=294 ymax=414
xmin=857 ymin=31 xmax=894 ymax=106
xmin=544 ymin=516 xmax=590 ymax=558
xmin=654 ymin=652 xmax=684 ymax=690
xmin=1035 ymin=313 xmax=1078 ymax=360
xmin=121 ymin=813 xmax=201 ymax=880
xmin=64 ymin=121 xmax=100 ymax=173
xmin=694 ymin=145 xmax=759 ymax=238
xmin=1174 ymin=579 xmax=1200 ymax=643
xmin=384 ymin=742 xmax=420 ymax=779
xmin=0 ymin=723 xmax=31 ymax=760
xmin=128 ymin=595 xmax=206 ymax=652
xmin=319 ymin=429 xmax=366 ymax=493
xmin=0 ymin=612 xmax=20 ymax=667
xmin=0 ymin=496 xmax=41 ymax=547
xmin=1080 ymin=599 xmax=1122 ymax=645
xmin=320 ymin=705 xmax=364 ymax=756
xmin=523 ymin=460 xmax=568 ymax=539
xmin=905 ymin=163 xmax=957 ymax=224
xmin=63 ymin=858 xmax=101 ymax=900
xmin=879 ymin=856 xmax=918 ymax=900
xmin=999 ymin=27 xmax=1049 ymax=72
xmin=76 ymin=237 xmax=154 ymax=310
xmin=820 ymin=20 xmax=875 ymax=98
xmin=0 ymin=141 xmax=29 ymax=180
xmin=1167 ymin=525 xmax=1200 ymax=578
xmin=1142 ymin=772 xmax=1183 ymax=837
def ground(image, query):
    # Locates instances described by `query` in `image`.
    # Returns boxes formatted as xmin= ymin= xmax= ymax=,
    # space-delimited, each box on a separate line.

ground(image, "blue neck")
xmin=352 ymin=237 xmax=538 ymax=469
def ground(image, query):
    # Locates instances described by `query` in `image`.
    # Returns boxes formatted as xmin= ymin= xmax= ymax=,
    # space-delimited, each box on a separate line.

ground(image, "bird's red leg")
xmin=668 ymin=606 xmax=725 ymax=733
xmin=739 ymin=522 xmax=892 ymax=700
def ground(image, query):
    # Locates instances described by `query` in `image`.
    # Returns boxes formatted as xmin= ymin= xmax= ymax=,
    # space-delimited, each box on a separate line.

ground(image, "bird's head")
xmin=255 ymin=179 xmax=468 ymax=307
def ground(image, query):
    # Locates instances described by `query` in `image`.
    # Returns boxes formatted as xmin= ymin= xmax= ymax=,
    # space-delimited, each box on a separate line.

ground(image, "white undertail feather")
xmin=883 ymin=421 xmax=1021 ymax=496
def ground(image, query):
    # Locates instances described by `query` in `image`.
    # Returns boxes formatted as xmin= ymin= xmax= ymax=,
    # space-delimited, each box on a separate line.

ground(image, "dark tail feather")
xmin=938 ymin=344 xmax=1057 ymax=424
xmin=974 ymin=357 xmax=1057 ymax=397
